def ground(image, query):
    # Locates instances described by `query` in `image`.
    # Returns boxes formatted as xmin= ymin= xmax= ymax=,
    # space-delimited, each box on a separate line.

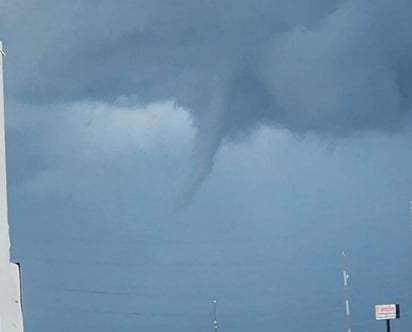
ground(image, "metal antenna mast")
xmin=342 ymin=251 xmax=352 ymax=332
xmin=213 ymin=298 xmax=218 ymax=332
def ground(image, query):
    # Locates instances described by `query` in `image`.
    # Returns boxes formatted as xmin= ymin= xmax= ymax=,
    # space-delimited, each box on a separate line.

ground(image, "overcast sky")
xmin=1 ymin=1 xmax=412 ymax=331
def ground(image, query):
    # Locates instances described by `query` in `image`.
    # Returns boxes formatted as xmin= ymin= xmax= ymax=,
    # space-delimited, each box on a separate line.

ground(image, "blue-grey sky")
xmin=1 ymin=1 xmax=412 ymax=331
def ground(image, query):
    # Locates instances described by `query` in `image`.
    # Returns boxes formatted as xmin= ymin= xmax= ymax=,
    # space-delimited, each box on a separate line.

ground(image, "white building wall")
xmin=0 ymin=41 xmax=24 ymax=332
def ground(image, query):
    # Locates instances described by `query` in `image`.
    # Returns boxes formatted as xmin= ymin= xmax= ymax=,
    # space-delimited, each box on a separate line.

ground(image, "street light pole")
xmin=213 ymin=298 xmax=217 ymax=332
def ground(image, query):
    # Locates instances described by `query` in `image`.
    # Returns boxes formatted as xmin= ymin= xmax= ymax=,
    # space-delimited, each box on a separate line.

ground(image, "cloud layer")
xmin=2 ymin=0 xmax=412 ymax=200
xmin=7 ymin=99 xmax=194 ymax=204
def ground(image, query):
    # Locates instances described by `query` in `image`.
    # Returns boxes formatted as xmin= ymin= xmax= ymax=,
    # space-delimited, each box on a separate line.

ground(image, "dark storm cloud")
xmin=2 ymin=0 xmax=412 ymax=201
xmin=3 ymin=4 xmax=412 ymax=332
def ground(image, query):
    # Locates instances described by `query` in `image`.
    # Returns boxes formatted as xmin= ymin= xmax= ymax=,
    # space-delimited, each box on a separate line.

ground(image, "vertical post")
xmin=409 ymin=201 xmax=412 ymax=238
xmin=386 ymin=319 xmax=391 ymax=332
xmin=213 ymin=298 xmax=217 ymax=332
